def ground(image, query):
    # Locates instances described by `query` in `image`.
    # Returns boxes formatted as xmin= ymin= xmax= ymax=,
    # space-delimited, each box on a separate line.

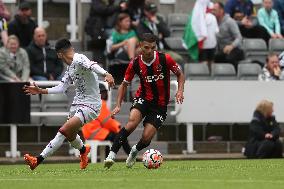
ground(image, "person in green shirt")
xmin=258 ymin=0 xmax=283 ymax=39
xmin=108 ymin=13 xmax=138 ymax=61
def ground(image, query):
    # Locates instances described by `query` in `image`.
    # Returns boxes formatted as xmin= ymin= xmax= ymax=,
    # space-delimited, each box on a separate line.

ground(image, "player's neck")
xmin=141 ymin=53 xmax=155 ymax=63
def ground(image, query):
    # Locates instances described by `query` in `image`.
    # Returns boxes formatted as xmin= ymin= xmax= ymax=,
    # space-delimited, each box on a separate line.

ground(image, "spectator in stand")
xmin=258 ymin=0 xmax=283 ymax=39
xmin=0 ymin=35 xmax=30 ymax=82
xmin=259 ymin=52 xmax=284 ymax=81
xmin=244 ymin=99 xmax=283 ymax=159
xmin=213 ymin=2 xmax=244 ymax=69
xmin=8 ymin=2 xmax=37 ymax=48
xmin=273 ymin=0 xmax=284 ymax=35
xmin=85 ymin=0 xmax=128 ymax=50
xmin=82 ymin=83 xmax=131 ymax=156
xmin=26 ymin=27 xmax=63 ymax=81
xmin=0 ymin=0 xmax=10 ymax=21
xmin=225 ymin=0 xmax=271 ymax=43
xmin=136 ymin=2 xmax=183 ymax=65
xmin=107 ymin=13 xmax=138 ymax=61
xmin=199 ymin=3 xmax=219 ymax=72
xmin=127 ymin=0 xmax=146 ymax=27
xmin=0 ymin=17 xmax=8 ymax=47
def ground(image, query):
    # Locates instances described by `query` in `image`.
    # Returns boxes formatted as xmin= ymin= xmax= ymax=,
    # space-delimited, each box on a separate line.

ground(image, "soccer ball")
xmin=142 ymin=149 xmax=163 ymax=169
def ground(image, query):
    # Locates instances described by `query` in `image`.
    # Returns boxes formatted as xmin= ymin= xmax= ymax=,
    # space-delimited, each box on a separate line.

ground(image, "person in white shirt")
xmin=199 ymin=3 xmax=219 ymax=72
xmin=22 ymin=38 xmax=115 ymax=171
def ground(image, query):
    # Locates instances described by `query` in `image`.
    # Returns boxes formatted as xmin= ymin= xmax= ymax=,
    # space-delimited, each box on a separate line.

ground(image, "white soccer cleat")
xmin=104 ymin=158 xmax=115 ymax=169
xmin=126 ymin=148 xmax=138 ymax=168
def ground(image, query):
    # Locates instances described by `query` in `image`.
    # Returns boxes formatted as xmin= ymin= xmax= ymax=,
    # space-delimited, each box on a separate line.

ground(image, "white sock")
xmin=69 ymin=134 xmax=84 ymax=150
xmin=131 ymin=144 xmax=138 ymax=152
xmin=107 ymin=151 xmax=116 ymax=160
xmin=40 ymin=132 xmax=66 ymax=159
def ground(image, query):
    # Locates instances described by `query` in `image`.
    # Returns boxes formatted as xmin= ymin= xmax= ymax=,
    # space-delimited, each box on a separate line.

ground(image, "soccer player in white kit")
xmin=23 ymin=38 xmax=115 ymax=170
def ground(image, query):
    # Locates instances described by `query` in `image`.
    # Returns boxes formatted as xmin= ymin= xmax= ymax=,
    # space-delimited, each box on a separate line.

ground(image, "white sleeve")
xmin=47 ymin=71 xmax=71 ymax=94
xmin=78 ymin=54 xmax=107 ymax=75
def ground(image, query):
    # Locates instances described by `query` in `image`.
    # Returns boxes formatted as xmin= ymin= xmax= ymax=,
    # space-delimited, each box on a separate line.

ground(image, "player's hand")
xmin=23 ymin=82 xmax=42 ymax=95
xmin=111 ymin=105 xmax=121 ymax=118
xmin=104 ymin=73 xmax=115 ymax=90
xmin=175 ymin=90 xmax=184 ymax=104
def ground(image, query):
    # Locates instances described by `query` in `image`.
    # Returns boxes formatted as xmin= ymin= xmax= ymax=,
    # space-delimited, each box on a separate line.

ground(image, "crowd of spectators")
xmin=0 ymin=1 xmax=63 ymax=82
xmin=184 ymin=0 xmax=284 ymax=71
xmin=2 ymin=0 xmax=284 ymax=82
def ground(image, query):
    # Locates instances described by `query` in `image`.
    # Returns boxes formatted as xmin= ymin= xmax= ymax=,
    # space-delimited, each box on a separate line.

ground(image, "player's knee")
xmin=59 ymin=127 xmax=75 ymax=141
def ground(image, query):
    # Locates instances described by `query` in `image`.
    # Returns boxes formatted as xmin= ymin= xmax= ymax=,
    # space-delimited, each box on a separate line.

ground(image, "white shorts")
xmin=69 ymin=104 xmax=101 ymax=124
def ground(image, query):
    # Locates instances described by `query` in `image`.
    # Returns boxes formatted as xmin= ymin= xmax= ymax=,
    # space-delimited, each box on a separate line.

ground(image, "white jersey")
xmin=47 ymin=53 xmax=107 ymax=123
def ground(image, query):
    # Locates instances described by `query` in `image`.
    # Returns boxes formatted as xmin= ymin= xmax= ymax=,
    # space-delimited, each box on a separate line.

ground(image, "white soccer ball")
xmin=142 ymin=149 xmax=163 ymax=169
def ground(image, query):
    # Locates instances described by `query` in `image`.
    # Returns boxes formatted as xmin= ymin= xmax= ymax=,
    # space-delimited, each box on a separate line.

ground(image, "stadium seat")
xmin=269 ymin=38 xmax=284 ymax=54
xmin=184 ymin=63 xmax=211 ymax=80
xmin=211 ymin=64 xmax=237 ymax=80
xmin=85 ymin=140 xmax=112 ymax=163
xmin=30 ymin=95 xmax=42 ymax=124
xmin=167 ymin=13 xmax=188 ymax=37
xmin=243 ymin=38 xmax=268 ymax=66
xmin=42 ymin=94 xmax=69 ymax=125
xmin=237 ymin=63 xmax=262 ymax=80
xmin=164 ymin=37 xmax=188 ymax=55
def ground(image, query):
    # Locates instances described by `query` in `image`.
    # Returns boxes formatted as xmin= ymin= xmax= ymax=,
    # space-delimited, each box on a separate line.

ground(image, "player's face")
xmin=140 ymin=41 xmax=157 ymax=59
xmin=57 ymin=48 xmax=74 ymax=65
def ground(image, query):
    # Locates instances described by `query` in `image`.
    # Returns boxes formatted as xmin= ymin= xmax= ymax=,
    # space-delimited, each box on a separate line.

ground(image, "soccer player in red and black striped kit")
xmin=104 ymin=33 xmax=185 ymax=169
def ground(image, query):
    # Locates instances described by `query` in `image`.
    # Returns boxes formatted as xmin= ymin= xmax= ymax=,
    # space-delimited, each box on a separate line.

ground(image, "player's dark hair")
xmin=55 ymin=38 xmax=72 ymax=52
xmin=140 ymin=33 xmax=157 ymax=43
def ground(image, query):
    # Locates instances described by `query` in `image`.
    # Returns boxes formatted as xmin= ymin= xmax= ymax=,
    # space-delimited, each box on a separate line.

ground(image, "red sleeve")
xmin=165 ymin=53 xmax=180 ymax=74
xmin=123 ymin=60 xmax=135 ymax=84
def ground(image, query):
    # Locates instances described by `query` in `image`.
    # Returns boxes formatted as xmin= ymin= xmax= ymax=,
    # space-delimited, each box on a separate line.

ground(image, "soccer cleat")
xmin=104 ymin=158 xmax=115 ymax=169
xmin=80 ymin=144 xmax=91 ymax=169
xmin=24 ymin=154 xmax=38 ymax=170
xmin=126 ymin=148 xmax=138 ymax=168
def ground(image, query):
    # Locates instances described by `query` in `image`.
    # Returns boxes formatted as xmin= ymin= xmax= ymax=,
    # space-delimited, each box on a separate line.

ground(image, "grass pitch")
xmin=0 ymin=159 xmax=284 ymax=189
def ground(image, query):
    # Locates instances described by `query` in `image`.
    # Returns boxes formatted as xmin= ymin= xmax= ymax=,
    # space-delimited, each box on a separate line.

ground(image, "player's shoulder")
xmin=73 ymin=53 xmax=88 ymax=64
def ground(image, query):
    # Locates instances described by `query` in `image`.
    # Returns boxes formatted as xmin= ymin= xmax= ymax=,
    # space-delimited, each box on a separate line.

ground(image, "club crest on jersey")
xmin=157 ymin=64 xmax=162 ymax=72
xmin=145 ymin=73 xmax=164 ymax=82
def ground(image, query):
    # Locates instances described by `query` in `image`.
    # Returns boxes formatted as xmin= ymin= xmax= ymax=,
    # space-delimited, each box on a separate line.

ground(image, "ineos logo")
xmin=145 ymin=73 xmax=164 ymax=82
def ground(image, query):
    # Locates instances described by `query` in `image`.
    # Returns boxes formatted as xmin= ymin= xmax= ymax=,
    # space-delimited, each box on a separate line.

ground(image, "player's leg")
xmin=126 ymin=123 xmax=157 ymax=168
xmin=24 ymin=116 xmax=81 ymax=170
xmin=104 ymin=108 xmax=143 ymax=168
xmin=126 ymin=106 xmax=166 ymax=168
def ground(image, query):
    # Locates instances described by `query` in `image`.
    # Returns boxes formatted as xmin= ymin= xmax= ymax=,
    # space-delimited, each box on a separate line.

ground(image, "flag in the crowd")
xmin=183 ymin=0 xmax=210 ymax=61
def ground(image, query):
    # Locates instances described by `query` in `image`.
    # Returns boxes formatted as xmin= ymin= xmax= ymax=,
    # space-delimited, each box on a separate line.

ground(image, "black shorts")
xmin=199 ymin=48 xmax=216 ymax=62
xmin=130 ymin=97 xmax=167 ymax=129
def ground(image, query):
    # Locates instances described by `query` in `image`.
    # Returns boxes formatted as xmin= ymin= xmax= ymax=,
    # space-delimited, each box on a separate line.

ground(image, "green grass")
xmin=0 ymin=159 xmax=284 ymax=189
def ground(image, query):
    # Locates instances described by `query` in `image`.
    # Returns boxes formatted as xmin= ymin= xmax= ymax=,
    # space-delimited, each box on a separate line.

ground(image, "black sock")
xmin=36 ymin=155 xmax=44 ymax=165
xmin=79 ymin=145 xmax=86 ymax=154
xmin=136 ymin=139 xmax=151 ymax=151
xmin=111 ymin=128 xmax=130 ymax=153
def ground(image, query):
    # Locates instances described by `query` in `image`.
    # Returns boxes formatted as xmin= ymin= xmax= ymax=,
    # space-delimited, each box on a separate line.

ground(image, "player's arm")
xmin=111 ymin=81 xmax=128 ymax=116
xmin=79 ymin=55 xmax=115 ymax=88
xmin=111 ymin=60 xmax=135 ymax=116
xmin=166 ymin=54 xmax=185 ymax=104
xmin=89 ymin=62 xmax=115 ymax=89
xmin=23 ymin=72 xmax=70 ymax=95
xmin=175 ymin=69 xmax=185 ymax=104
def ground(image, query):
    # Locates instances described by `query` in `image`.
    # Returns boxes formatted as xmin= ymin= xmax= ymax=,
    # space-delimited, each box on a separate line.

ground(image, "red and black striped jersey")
xmin=124 ymin=51 xmax=180 ymax=107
